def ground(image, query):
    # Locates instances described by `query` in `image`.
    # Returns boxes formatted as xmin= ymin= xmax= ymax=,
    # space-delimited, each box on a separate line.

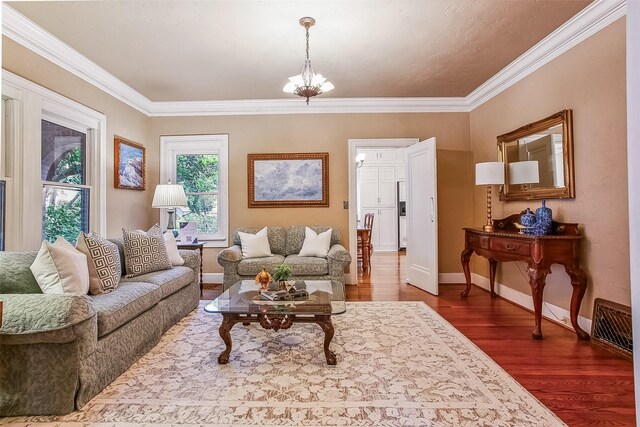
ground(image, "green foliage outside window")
xmin=43 ymin=147 xmax=87 ymax=243
xmin=177 ymin=154 xmax=219 ymax=234
xmin=43 ymin=192 xmax=84 ymax=243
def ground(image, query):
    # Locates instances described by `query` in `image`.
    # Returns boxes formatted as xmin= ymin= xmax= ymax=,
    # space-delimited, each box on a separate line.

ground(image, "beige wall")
xmin=469 ymin=18 xmax=628 ymax=318
xmin=2 ymin=37 xmax=153 ymax=237
xmin=149 ymin=114 xmax=473 ymax=275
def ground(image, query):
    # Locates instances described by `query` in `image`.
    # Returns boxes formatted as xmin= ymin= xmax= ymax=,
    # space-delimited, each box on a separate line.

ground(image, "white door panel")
xmin=359 ymin=167 xmax=379 ymax=207
xmin=406 ymin=137 xmax=438 ymax=295
xmin=378 ymin=167 xmax=396 ymax=206
xmin=377 ymin=207 xmax=397 ymax=251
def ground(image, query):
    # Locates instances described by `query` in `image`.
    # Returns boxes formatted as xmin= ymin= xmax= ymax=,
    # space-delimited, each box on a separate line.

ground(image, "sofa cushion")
xmin=76 ymin=233 xmax=121 ymax=295
xmin=0 ymin=251 xmax=41 ymax=294
xmin=237 ymin=255 xmax=285 ymax=276
xmin=120 ymin=266 xmax=194 ymax=298
xmin=286 ymin=226 xmax=341 ymax=256
xmin=30 ymin=238 xmax=90 ymax=295
xmin=90 ymin=281 xmax=162 ymax=337
xmin=122 ymin=225 xmax=172 ymax=278
xmin=283 ymin=255 xmax=329 ymax=276
xmin=238 ymin=227 xmax=273 ymax=259
xmin=233 ymin=227 xmax=286 ymax=255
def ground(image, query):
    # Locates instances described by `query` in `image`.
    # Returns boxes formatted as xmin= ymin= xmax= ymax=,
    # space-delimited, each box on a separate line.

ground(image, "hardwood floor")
xmin=202 ymin=251 xmax=636 ymax=427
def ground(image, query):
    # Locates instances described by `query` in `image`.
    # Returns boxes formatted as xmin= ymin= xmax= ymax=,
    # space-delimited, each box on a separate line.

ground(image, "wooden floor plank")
xmin=202 ymin=251 xmax=635 ymax=427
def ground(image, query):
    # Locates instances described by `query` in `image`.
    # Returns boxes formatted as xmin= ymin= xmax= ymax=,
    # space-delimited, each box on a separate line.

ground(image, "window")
xmin=41 ymin=120 xmax=90 ymax=243
xmin=2 ymin=71 xmax=106 ymax=250
xmin=160 ymin=135 xmax=229 ymax=246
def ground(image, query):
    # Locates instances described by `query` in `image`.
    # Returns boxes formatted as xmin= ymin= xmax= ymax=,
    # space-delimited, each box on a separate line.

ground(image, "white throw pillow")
xmin=238 ymin=227 xmax=273 ymax=259
xmin=30 ymin=237 xmax=90 ymax=294
xmin=164 ymin=231 xmax=185 ymax=266
xmin=299 ymin=227 xmax=332 ymax=258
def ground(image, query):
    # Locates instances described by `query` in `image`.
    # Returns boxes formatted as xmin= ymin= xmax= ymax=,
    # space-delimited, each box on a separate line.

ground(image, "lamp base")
xmin=166 ymin=209 xmax=175 ymax=230
xmin=483 ymin=224 xmax=494 ymax=232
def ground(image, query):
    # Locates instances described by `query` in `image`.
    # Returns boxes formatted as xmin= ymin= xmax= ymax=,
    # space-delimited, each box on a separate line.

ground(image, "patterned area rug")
xmin=4 ymin=302 xmax=565 ymax=426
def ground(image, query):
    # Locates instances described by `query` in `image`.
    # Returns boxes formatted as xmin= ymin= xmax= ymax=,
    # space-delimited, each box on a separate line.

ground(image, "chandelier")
xmin=283 ymin=17 xmax=334 ymax=104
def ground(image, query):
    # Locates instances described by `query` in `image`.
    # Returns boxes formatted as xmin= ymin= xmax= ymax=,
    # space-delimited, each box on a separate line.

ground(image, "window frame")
xmin=1 ymin=71 xmax=106 ymax=250
xmin=160 ymin=135 xmax=229 ymax=247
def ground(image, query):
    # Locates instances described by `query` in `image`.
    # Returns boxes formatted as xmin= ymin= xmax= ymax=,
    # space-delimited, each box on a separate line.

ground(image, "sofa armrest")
xmin=178 ymin=250 xmax=201 ymax=273
xmin=327 ymin=244 xmax=351 ymax=263
xmin=0 ymin=293 xmax=96 ymax=336
xmin=217 ymin=245 xmax=243 ymax=264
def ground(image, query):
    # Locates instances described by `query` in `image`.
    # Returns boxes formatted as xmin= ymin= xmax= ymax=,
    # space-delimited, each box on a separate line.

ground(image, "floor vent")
xmin=591 ymin=298 xmax=632 ymax=358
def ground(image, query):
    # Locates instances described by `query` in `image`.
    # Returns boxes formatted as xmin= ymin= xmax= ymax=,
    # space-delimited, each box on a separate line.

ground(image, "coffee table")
xmin=205 ymin=280 xmax=346 ymax=365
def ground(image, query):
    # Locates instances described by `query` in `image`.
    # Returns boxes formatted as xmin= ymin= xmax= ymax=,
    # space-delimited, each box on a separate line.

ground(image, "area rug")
xmin=2 ymin=302 xmax=566 ymax=426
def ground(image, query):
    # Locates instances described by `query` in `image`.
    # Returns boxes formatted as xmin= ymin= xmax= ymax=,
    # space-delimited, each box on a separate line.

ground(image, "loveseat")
xmin=0 ymin=239 xmax=200 ymax=416
xmin=217 ymin=225 xmax=351 ymax=290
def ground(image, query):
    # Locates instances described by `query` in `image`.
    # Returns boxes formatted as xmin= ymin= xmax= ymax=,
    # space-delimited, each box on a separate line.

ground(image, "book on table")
xmin=259 ymin=289 xmax=309 ymax=301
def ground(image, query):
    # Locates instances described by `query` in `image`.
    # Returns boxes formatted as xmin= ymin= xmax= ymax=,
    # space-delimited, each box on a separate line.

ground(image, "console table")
xmin=460 ymin=214 xmax=589 ymax=340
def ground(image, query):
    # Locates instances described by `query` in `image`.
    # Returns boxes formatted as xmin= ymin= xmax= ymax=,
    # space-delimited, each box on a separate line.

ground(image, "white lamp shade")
xmin=475 ymin=162 xmax=504 ymax=185
xmin=509 ymin=161 xmax=540 ymax=184
xmin=152 ymin=183 xmax=188 ymax=208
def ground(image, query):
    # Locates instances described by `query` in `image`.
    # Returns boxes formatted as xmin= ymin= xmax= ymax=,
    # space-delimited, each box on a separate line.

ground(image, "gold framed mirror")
xmin=498 ymin=110 xmax=575 ymax=201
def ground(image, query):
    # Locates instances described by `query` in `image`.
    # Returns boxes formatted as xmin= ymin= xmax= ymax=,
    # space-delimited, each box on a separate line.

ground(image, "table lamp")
xmin=476 ymin=162 xmax=504 ymax=232
xmin=152 ymin=180 xmax=188 ymax=230
xmin=509 ymin=160 xmax=540 ymax=191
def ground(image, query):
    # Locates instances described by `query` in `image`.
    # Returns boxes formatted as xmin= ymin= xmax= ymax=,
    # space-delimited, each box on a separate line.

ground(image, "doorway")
xmin=348 ymin=138 xmax=417 ymax=284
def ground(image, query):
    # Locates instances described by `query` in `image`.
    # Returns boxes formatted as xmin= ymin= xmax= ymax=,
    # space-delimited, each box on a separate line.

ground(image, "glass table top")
xmin=205 ymin=280 xmax=346 ymax=316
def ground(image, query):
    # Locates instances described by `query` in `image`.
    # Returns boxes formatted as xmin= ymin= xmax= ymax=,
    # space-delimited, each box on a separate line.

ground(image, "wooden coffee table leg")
xmin=218 ymin=314 xmax=236 ymax=364
xmin=316 ymin=315 xmax=336 ymax=365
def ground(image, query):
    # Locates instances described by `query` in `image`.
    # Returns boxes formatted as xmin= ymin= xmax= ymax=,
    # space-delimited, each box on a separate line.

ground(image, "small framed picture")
xmin=114 ymin=137 xmax=146 ymax=190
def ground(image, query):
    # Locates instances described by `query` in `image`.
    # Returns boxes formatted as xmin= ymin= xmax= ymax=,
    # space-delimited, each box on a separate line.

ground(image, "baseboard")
xmin=438 ymin=273 xmax=466 ymax=283
xmin=468 ymin=273 xmax=592 ymax=333
xmin=202 ymin=273 xmax=223 ymax=285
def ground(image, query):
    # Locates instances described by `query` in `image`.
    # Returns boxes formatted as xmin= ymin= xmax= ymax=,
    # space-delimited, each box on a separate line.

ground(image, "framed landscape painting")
xmin=248 ymin=152 xmax=329 ymax=208
xmin=114 ymin=137 xmax=146 ymax=190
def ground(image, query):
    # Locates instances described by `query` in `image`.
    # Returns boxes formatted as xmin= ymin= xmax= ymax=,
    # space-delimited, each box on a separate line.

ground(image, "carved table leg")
xmin=565 ymin=265 xmax=591 ymax=340
xmin=218 ymin=314 xmax=236 ymax=364
xmin=316 ymin=315 xmax=336 ymax=365
xmin=460 ymin=248 xmax=474 ymax=297
xmin=489 ymin=259 xmax=498 ymax=298
xmin=527 ymin=265 xmax=549 ymax=340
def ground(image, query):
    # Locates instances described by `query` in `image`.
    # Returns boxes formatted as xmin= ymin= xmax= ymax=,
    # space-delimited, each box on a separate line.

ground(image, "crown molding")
xmin=2 ymin=0 xmax=627 ymax=117
xmin=1 ymin=3 xmax=153 ymax=115
xmin=148 ymin=97 xmax=469 ymax=116
xmin=466 ymin=0 xmax=627 ymax=110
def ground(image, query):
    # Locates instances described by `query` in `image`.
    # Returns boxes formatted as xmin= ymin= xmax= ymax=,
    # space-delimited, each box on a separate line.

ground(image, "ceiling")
xmin=7 ymin=1 xmax=591 ymax=102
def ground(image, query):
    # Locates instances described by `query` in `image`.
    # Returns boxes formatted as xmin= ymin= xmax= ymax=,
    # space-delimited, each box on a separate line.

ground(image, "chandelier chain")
xmin=305 ymin=27 xmax=310 ymax=61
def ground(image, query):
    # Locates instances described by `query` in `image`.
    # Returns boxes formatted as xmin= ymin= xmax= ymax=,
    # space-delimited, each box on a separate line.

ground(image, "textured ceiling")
xmin=8 ymin=1 xmax=591 ymax=101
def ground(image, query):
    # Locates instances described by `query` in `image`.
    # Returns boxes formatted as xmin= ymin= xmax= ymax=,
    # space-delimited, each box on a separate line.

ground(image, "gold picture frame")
xmin=114 ymin=137 xmax=146 ymax=190
xmin=248 ymin=152 xmax=329 ymax=208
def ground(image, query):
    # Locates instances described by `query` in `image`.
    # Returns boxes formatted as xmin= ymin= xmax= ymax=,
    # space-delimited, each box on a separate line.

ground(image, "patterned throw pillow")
xmin=76 ymin=232 xmax=121 ymax=295
xmin=122 ymin=224 xmax=172 ymax=278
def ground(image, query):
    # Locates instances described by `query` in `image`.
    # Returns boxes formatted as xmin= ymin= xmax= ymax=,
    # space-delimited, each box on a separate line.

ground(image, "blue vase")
xmin=534 ymin=200 xmax=553 ymax=235
xmin=520 ymin=208 xmax=536 ymax=228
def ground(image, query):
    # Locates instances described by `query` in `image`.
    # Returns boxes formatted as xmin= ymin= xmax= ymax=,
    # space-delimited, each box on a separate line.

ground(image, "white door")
xmin=405 ymin=137 xmax=438 ymax=294
xmin=377 ymin=207 xmax=397 ymax=251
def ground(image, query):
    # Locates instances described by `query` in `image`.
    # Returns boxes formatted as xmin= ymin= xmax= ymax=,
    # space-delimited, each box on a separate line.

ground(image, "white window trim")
xmin=1 ymin=71 xmax=106 ymax=250
xmin=159 ymin=134 xmax=229 ymax=247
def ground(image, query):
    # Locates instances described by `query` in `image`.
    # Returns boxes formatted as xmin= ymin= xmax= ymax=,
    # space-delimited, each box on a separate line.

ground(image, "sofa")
xmin=217 ymin=225 xmax=351 ymax=290
xmin=0 ymin=239 xmax=200 ymax=416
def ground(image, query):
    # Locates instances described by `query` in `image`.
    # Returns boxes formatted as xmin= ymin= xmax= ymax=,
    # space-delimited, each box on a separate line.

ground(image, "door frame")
xmin=347 ymin=138 xmax=418 ymax=284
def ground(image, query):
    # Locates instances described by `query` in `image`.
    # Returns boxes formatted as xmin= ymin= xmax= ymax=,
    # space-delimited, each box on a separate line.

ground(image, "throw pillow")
xmin=163 ymin=231 xmax=185 ymax=266
xmin=238 ymin=227 xmax=273 ymax=259
xmin=76 ymin=232 xmax=122 ymax=295
xmin=122 ymin=224 xmax=172 ymax=277
xmin=30 ymin=237 xmax=90 ymax=294
xmin=299 ymin=227 xmax=332 ymax=257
